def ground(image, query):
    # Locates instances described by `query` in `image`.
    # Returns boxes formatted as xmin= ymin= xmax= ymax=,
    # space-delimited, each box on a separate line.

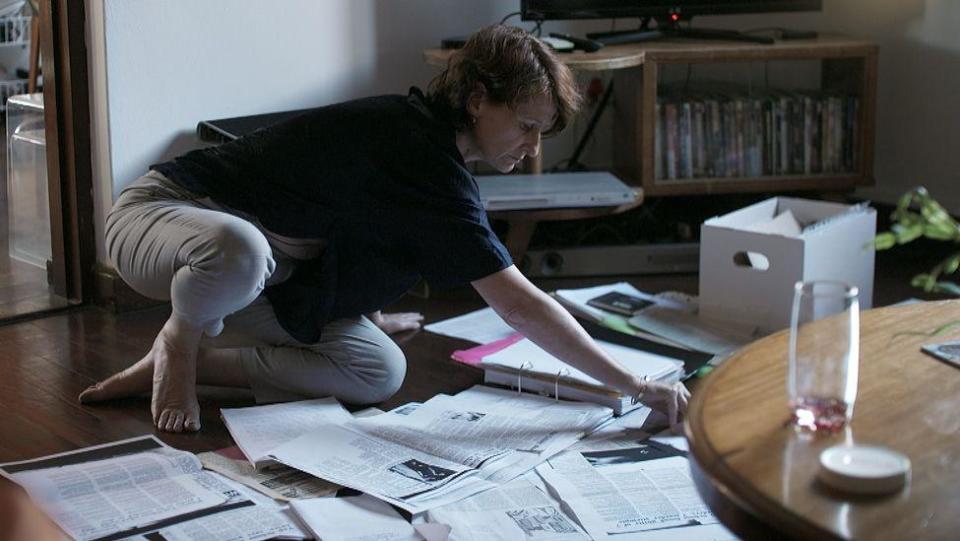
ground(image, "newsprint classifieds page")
xmin=0 ymin=436 xmax=306 ymax=541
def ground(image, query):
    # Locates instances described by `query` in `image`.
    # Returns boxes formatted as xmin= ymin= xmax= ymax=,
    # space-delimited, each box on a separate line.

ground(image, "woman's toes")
xmin=168 ymin=412 xmax=184 ymax=433
xmin=78 ymin=384 xmax=103 ymax=403
xmin=156 ymin=409 xmax=171 ymax=430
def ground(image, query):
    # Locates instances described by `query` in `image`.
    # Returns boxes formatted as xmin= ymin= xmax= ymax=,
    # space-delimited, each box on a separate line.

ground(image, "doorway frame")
xmin=38 ymin=0 xmax=94 ymax=303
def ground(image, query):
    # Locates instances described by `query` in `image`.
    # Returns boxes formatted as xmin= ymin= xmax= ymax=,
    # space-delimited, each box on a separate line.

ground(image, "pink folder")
xmin=451 ymin=332 xmax=525 ymax=365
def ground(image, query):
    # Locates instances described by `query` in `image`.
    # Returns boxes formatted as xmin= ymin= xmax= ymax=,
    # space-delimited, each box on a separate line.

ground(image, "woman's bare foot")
xmin=78 ymin=316 xmax=204 ymax=433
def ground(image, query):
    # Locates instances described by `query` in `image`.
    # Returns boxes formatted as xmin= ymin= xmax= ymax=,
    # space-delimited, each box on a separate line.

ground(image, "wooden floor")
xmin=0 ymin=241 xmax=947 ymax=465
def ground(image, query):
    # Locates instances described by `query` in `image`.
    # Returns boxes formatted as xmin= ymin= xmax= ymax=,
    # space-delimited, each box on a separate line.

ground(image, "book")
xmin=586 ymin=291 xmax=655 ymax=316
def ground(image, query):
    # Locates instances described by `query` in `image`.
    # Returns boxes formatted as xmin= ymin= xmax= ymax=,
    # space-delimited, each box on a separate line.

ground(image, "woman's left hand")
xmin=631 ymin=377 xmax=691 ymax=430
xmin=367 ymin=311 xmax=424 ymax=335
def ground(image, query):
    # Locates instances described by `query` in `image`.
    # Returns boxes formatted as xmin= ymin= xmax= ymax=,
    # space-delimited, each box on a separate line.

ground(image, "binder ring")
xmin=554 ymin=368 xmax=570 ymax=402
xmin=517 ymin=361 xmax=533 ymax=394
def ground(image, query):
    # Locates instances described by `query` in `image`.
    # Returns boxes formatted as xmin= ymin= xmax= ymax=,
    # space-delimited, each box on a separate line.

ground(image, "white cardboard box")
xmin=699 ymin=197 xmax=876 ymax=334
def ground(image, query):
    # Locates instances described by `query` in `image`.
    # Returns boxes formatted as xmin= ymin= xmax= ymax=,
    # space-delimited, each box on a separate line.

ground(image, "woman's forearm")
xmin=501 ymin=289 xmax=643 ymax=397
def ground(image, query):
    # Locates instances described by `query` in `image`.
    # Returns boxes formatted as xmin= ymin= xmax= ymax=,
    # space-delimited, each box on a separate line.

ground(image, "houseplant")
xmin=875 ymin=187 xmax=960 ymax=295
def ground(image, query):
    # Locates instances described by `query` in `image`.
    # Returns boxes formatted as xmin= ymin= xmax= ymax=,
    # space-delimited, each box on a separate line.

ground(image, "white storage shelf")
xmin=0 ymin=14 xmax=31 ymax=111
xmin=0 ymin=15 xmax=30 ymax=47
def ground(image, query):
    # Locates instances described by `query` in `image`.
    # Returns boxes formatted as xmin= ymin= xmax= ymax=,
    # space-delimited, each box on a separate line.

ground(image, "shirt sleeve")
xmin=410 ymin=202 xmax=513 ymax=289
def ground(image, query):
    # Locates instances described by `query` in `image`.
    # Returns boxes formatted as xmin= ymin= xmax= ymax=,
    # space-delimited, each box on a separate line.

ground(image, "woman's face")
xmin=467 ymin=93 xmax=556 ymax=173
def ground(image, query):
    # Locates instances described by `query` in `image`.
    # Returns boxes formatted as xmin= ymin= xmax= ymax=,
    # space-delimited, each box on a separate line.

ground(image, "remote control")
xmin=549 ymin=32 xmax=604 ymax=53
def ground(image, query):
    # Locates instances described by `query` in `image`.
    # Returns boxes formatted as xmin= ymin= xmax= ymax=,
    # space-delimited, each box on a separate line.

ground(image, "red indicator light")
xmin=671 ymin=13 xmax=680 ymax=21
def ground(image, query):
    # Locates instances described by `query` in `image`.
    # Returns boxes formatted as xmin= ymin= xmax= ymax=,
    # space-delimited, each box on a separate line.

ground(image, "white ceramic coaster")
xmin=818 ymin=444 xmax=911 ymax=495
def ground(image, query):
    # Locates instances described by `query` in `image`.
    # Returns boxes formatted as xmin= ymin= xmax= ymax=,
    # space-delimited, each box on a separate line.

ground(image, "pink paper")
xmin=451 ymin=332 xmax=525 ymax=365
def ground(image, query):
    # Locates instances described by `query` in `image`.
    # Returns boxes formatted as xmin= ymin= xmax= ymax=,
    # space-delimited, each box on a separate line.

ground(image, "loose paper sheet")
xmin=428 ymin=473 xmax=589 ymax=541
xmin=424 ymin=307 xmax=516 ymax=344
xmin=290 ymin=495 xmax=421 ymax=541
xmin=220 ymin=397 xmax=353 ymax=466
xmin=537 ymin=449 xmax=719 ymax=538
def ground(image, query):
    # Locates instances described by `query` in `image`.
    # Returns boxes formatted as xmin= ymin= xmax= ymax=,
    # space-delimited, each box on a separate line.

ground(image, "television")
xmin=521 ymin=0 xmax=821 ymax=21
xmin=520 ymin=0 xmax=823 ymax=44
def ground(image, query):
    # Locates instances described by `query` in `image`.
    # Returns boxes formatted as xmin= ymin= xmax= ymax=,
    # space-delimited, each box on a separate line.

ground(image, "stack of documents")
xmin=479 ymin=337 xmax=683 ymax=415
xmin=227 ymin=386 xmax=613 ymax=514
xmin=554 ymin=282 xmax=756 ymax=357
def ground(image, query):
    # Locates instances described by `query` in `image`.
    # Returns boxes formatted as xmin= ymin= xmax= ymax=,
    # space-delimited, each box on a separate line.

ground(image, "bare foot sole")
xmin=78 ymin=355 xmax=154 ymax=403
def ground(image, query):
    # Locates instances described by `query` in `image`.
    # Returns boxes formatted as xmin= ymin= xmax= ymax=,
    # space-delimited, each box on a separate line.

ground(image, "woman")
xmin=80 ymin=25 xmax=689 ymax=433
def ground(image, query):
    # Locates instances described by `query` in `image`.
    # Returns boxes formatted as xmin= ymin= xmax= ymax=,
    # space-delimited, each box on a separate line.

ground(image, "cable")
xmin=499 ymin=11 xmax=521 ymax=25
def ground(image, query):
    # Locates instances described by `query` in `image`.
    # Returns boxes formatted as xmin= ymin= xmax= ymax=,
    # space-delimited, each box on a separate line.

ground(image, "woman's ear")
xmin=466 ymin=83 xmax=487 ymax=119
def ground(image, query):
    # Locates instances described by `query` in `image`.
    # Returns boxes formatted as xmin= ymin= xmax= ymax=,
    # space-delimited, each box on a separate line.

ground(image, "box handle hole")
xmin=733 ymin=251 xmax=770 ymax=271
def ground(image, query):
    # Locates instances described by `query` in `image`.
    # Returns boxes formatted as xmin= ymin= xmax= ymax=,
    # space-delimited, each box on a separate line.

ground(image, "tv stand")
xmin=588 ymin=17 xmax=775 ymax=45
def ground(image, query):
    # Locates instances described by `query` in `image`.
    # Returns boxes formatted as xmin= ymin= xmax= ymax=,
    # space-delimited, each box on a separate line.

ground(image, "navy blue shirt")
xmin=152 ymin=88 xmax=512 ymax=344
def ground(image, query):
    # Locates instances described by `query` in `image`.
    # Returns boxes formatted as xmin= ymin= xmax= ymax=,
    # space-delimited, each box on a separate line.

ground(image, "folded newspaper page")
xmin=427 ymin=472 xmax=590 ymax=541
xmin=0 ymin=436 xmax=305 ymax=541
xmin=269 ymin=385 xmax=613 ymax=513
xmin=198 ymin=447 xmax=339 ymax=501
xmin=536 ymin=445 xmax=724 ymax=538
xmin=220 ymin=397 xmax=353 ymax=468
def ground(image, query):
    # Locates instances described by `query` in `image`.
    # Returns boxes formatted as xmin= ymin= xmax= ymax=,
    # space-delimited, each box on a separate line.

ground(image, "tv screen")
xmin=521 ymin=0 xmax=822 ymax=21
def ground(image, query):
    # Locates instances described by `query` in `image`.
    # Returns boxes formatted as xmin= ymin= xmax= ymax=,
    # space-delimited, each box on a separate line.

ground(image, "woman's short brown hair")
xmin=426 ymin=25 xmax=582 ymax=137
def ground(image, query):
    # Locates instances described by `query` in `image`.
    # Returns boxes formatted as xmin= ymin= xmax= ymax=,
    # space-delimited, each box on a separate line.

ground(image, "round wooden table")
xmin=685 ymin=300 xmax=960 ymax=540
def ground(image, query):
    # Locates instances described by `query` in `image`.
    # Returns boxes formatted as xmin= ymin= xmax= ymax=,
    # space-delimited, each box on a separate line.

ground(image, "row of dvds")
xmin=653 ymin=91 xmax=860 ymax=181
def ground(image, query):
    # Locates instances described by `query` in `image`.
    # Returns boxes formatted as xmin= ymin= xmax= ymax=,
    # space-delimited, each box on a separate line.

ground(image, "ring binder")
xmin=555 ymin=368 xmax=571 ymax=402
xmin=517 ymin=361 xmax=533 ymax=394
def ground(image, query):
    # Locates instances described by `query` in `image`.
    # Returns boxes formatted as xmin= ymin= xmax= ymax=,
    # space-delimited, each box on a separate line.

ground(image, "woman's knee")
xmin=196 ymin=220 xmax=276 ymax=290
xmin=337 ymin=337 xmax=407 ymax=404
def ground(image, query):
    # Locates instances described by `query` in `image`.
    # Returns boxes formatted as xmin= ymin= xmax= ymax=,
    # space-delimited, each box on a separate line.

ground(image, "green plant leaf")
xmin=933 ymin=281 xmax=960 ymax=296
xmin=924 ymin=222 xmax=957 ymax=241
xmin=911 ymin=273 xmax=936 ymax=291
xmin=874 ymin=232 xmax=896 ymax=250
xmin=895 ymin=223 xmax=924 ymax=243
xmin=921 ymin=200 xmax=951 ymax=223
xmin=891 ymin=319 xmax=960 ymax=340
xmin=945 ymin=255 xmax=960 ymax=275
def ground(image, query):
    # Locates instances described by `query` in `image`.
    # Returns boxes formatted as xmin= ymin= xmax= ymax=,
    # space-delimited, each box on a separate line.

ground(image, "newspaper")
xmin=536 ymin=445 xmax=720 ymax=537
xmin=143 ymin=474 xmax=308 ymax=541
xmin=220 ymin=397 xmax=353 ymax=468
xmin=569 ymin=405 xmax=657 ymax=453
xmin=0 ymin=436 xmax=305 ymax=541
xmin=424 ymin=306 xmax=516 ymax=344
xmin=199 ymin=447 xmax=339 ymax=501
xmin=290 ymin=495 xmax=421 ymax=541
xmin=427 ymin=472 xmax=590 ymax=541
xmin=269 ymin=385 xmax=613 ymax=513
xmin=0 ymin=436 xmax=227 ymax=540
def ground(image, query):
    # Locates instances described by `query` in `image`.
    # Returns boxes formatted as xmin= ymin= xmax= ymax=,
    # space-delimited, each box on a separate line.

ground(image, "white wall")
xmin=88 ymin=0 xmax=960 ymax=265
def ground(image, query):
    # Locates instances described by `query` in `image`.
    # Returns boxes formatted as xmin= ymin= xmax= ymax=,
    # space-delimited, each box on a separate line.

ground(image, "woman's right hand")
xmin=630 ymin=376 xmax=691 ymax=429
